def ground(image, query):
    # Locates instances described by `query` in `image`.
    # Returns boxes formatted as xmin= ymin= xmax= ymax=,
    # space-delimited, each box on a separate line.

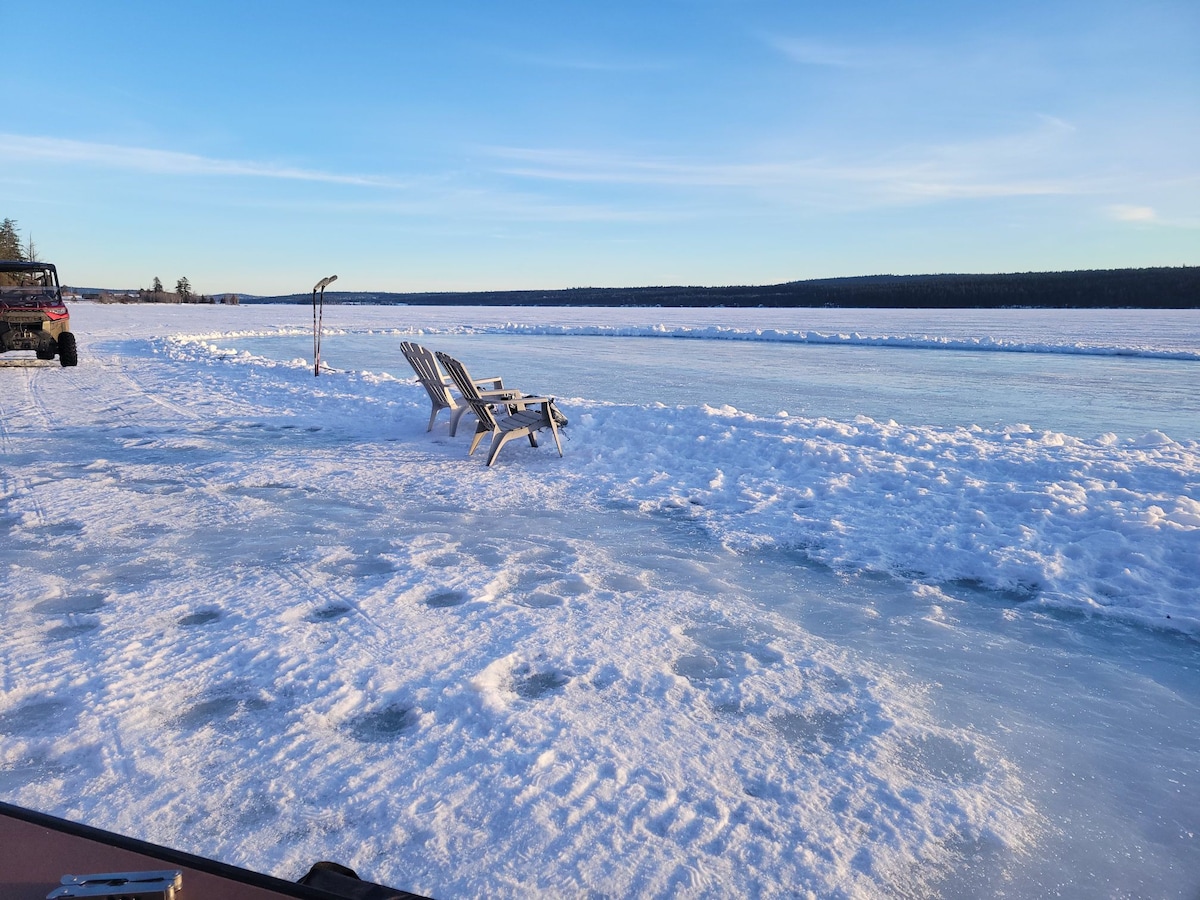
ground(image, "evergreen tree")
xmin=175 ymin=276 xmax=192 ymax=301
xmin=152 ymin=276 xmax=164 ymax=293
xmin=0 ymin=218 xmax=22 ymax=261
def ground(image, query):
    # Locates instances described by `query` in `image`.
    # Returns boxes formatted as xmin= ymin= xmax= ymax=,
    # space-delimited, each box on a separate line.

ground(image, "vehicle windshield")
xmin=0 ymin=265 xmax=61 ymax=303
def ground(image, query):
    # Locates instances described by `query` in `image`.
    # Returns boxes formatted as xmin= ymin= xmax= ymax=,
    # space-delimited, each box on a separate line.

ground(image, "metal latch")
xmin=46 ymin=869 xmax=182 ymax=899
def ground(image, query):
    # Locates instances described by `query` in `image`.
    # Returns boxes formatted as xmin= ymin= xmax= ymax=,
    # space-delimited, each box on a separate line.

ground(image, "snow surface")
xmin=1 ymin=303 xmax=1198 ymax=898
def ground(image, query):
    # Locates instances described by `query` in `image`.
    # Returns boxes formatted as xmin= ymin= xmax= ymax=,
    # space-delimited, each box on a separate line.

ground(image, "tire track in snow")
xmin=109 ymin=355 xmax=223 ymax=426
xmin=4 ymin=352 xmax=342 ymax=821
xmin=5 ymin=362 xmax=166 ymax=792
xmin=0 ymin=368 xmax=56 ymax=703
xmin=0 ymin=367 xmax=54 ymax=531
xmin=0 ymin=392 xmax=140 ymax=808
xmin=4 ymin=355 xmax=272 ymax=805
xmin=76 ymin=353 xmax=417 ymax=704
xmin=63 ymin=349 xmax=410 ymax=658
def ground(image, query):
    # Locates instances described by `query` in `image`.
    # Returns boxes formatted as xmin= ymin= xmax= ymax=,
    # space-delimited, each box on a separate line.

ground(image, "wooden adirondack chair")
xmin=400 ymin=341 xmax=516 ymax=436
xmin=436 ymin=351 xmax=565 ymax=466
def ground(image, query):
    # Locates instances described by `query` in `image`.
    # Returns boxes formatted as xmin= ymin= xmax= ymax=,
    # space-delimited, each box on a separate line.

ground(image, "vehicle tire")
xmin=58 ymin=331 xmax=78 ymax=367
xmin=36 ymin=344 xmax=56 ymax=360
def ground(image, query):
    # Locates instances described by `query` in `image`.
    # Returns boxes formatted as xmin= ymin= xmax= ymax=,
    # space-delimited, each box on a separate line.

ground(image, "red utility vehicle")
xmin=0 ymin=259 xmax=77 ymax=366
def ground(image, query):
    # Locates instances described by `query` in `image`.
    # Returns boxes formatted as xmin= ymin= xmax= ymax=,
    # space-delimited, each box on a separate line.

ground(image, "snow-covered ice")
xmin=1 ymin=303 xmax=1198 ymax=898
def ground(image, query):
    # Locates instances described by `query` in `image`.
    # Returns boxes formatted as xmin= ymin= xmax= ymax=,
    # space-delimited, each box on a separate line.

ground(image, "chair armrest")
xmin=441 ymin=374 xmax=505 ymax=389
xmin=505 ymin=395 xmax=557 ymax=414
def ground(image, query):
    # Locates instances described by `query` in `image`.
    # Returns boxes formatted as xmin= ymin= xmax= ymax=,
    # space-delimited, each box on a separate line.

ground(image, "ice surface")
xmin=231 ymin=330 xmax=1200 ymax=440
xmin=1 ymin=303 xmax=1198 ymax=898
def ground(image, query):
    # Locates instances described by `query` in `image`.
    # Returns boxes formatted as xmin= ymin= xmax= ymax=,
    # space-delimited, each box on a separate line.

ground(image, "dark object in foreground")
xmin=0 ymin=260 xmax=77 ymax=366
xmin=297 ymin=861 xmax=415 ymax=899
xmin=0 ymin=800 xmax=430 ymax=900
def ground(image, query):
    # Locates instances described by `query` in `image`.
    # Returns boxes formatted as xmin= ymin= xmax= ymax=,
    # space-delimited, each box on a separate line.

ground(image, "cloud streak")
xmin=762 ymin=35 xmax=883 ymax=69
xmin=0 ymin=133 xmax=404 ymax=188
xmin=483 ymin=119 xmax=1093 ymax=209
xmin=1108 ymin=204 xmax=1157 ymax=223
xmin=0 ymin=132 xmax=672 ymax=225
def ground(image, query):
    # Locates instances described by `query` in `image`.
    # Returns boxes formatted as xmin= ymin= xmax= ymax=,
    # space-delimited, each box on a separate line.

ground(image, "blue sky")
xmin=4 ymin=0 xmax=1197 ymax=295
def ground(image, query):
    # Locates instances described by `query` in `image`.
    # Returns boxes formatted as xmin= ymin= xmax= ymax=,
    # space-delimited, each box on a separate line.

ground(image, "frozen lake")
xmin=226 ymin=308 xmax=1200 ymax=894
xmin=2 ymin=304 xmax=1198 ymax=897
xmin=233 ymin=329 xmax=1200 ymax=440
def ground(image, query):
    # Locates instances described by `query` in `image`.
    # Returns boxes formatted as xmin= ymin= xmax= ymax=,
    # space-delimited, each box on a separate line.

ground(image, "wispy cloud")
xmin=761 ymin=35 xmax=880 ymax=69
xmin=0 ymin=134 xmax=405 ymax=188
xmin=0 ymin=132 xmax=672 ymax=224
xmin=1107 ymin=204 xmax=1157 ymax=223
xmin=483 ymin=118 xmax=1092 ymax=209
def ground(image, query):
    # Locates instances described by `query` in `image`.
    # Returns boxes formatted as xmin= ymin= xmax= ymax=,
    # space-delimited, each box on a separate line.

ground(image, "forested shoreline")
xmin=247 ymin=266 xmax=1198 ymax=309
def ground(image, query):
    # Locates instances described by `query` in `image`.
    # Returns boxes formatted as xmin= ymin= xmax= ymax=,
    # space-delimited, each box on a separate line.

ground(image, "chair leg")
xmin=486 ymin=431 xmax=519 ymax=466
xmin=449 ymin=406 xmax=467 ymax=437
xmin=548 ymin=418 xmax=563 ymax=456
xmin=468 ymin=426 xmax=490 ymax=456
xmin=427 ymin=407 xmax=441 ymax=433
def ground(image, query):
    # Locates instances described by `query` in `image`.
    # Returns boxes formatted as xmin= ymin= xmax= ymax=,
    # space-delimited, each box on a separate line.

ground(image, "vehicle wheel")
xmin=36 ymin=344 xmax=56 ymax=360
xmin=58 ymin=331 xmax=78 ymax=367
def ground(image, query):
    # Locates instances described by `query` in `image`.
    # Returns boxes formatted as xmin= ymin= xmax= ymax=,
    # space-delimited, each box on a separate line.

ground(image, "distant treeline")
xmin=249 ymin=266 xmax=1199 ymax=309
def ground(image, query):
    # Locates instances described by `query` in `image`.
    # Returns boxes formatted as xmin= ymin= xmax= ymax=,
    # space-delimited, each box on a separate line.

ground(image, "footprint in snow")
xmin=672 ymin=653 xmax=736 ymax=681
xmin=513 ymin=591 xmax=564 ymax=609
xmin=684 ymin=624 xmax=784 ymax=666
xmin=423 ymin=590 xmax=468 ymax=609
xmin=45 ymin=621 xmax=100 ymax=641
xmin=172 ymin=683 xmax=271 ymax=734
xmin=178 ymin=609 xmax=223 ymax=627
xmin=514 ymin=669 xmax=571 ymax=700
xmin=33 ymin=592 xmax=107 ymax=616
xmin=309 ymin=603 xmax=353 ymax=621
xmin=770 ymin=708 xmax=865 ymax=753
xmin=344 ymin=704 xmax=417 ymax=743
xmin=0 ymin=698 xmax=75 ymax=737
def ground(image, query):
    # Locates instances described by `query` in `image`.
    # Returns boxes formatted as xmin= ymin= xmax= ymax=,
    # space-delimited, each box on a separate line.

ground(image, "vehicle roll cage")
xmin=0 ymin=260 xmax=62 ymax=300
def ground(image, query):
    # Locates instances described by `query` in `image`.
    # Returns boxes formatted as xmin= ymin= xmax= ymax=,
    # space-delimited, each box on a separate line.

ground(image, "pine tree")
xmin=152 ymin=276 xmax=164 ymax=293
xmin=0 ymin=218 xmax=22 ymax=261
xmin=175 ymin=277 xmax=192 ymax=302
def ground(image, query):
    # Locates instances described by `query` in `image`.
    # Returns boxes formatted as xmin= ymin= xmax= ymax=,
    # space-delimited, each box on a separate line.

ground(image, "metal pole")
xmin=311 ymin=275 xmax=337 ymax=376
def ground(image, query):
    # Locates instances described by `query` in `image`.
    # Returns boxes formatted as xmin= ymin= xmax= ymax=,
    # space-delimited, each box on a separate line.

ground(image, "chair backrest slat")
xmin=436 ymin=351 xmax=498 ymax=431
xmin=401 ymin=341 xmax=453 ymax=408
